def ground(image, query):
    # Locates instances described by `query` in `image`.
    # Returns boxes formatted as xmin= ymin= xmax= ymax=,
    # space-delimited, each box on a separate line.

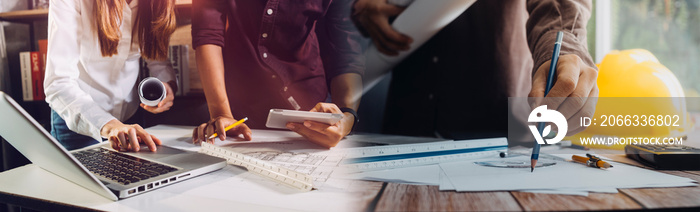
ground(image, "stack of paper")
xmin=343 ymin=146 xmax=698 ymax=196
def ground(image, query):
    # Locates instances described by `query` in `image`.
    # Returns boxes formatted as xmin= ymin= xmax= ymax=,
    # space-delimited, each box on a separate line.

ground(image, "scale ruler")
xmin=199 ymin=142 xmax=314 ymax=191
xmin=342 ymin=138 xmax=508 ymax=172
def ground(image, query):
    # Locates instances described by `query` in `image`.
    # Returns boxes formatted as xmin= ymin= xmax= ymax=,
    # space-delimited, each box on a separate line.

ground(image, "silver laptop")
xmin=0 ymin=92 xmax=226 ymax=200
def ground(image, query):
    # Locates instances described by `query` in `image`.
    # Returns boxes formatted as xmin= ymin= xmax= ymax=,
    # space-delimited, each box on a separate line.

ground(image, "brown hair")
xmin=95 ymin=0 xmax=176 ymax=60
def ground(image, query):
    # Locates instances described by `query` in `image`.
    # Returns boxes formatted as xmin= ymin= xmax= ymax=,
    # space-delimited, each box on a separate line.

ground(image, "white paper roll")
xmin=138 ymin=77 xmax=166 ymax=107
xmin=363 ymin=0 xmax=477 ymax=93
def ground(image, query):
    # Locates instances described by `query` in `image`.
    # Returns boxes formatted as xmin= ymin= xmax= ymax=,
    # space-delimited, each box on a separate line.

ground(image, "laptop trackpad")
xmin=126 ymin=146 xmax=187 ymax=160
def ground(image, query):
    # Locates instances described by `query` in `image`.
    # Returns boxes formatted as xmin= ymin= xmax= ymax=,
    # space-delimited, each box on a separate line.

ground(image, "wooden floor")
xmin=356 ymin=170 xmax=700 ymax=211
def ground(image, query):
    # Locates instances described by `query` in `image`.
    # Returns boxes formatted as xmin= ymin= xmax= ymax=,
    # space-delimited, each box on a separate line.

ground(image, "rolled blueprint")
xmin=138 ymin=77 xmax=166 ymax=107
xmin=363 ymin=0 xmax=476 ymax=93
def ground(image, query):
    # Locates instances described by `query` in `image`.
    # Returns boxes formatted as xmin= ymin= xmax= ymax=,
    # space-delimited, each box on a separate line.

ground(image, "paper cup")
xmin=138 ymin=77 xmax=166 ymax=107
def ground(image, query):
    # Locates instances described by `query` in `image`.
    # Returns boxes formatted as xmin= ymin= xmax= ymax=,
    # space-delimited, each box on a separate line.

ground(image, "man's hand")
xmin=101 ymin=119 xmax=162 ymax=152
xmin=529 ymin=54 xmax=599 ymax=136
xmin=140 ymin=81 xmax=175 ymax=114
xmin=352 ymin=0 xmax=413 ymax=56
xmin=286 ymin=103 xmax=354 ymax=148
xmin=192 ymin=116 xmax=252 ymax=144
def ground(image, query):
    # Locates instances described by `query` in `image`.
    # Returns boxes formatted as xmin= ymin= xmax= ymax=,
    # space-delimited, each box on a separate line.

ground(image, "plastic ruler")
xmin=342 ymin=138 xmax=508 ymax=172
xmin=199 ymin=142 xmax=314 ymax=191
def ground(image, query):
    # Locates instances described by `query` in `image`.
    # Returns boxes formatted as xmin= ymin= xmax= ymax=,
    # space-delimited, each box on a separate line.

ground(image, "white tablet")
xmin=265 ymin=109 xmax=344 ymax=129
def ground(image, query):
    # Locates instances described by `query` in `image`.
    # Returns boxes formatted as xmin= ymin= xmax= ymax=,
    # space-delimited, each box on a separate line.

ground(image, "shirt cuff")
xmin=192 ymin=29 xmax=226 ymax=49
xmin=531 ymin=31 xmax=596 ymax=74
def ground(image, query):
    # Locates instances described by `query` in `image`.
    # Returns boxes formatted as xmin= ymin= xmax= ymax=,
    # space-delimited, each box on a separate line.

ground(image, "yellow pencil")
xmin=208 ymin=117 xmax=248 ymax=140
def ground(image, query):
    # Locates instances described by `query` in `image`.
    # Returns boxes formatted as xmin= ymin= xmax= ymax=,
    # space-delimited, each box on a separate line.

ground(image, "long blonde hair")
xmin=95 ymin=0 xmax=176 ymax=60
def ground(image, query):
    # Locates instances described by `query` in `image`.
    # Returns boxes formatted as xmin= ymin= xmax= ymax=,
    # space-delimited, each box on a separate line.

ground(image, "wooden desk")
xmin=3 ymin=169 xmax=699 ymax=211
xmin=365 ymin=168 xmax=700 ymax=211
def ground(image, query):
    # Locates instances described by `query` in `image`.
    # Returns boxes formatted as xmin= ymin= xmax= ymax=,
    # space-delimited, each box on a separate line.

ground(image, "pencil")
xmin=208 ymin=117 xmax=248 ymax=140
xmin=532 ymin=31 xmax=563 ymax=172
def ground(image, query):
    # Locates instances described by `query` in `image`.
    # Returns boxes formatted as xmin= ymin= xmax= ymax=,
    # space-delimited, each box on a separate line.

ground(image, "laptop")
xmin=0 ymin=92 xmax=226 ymax=200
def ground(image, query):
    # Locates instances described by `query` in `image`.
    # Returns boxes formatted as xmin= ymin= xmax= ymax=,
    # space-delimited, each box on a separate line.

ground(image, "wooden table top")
xmin=356 ymin=169 xmax=700 ymax=211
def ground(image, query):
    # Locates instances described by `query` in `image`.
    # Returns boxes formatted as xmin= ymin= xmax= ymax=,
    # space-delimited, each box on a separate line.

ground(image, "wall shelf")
xmin=0 ymin=1 xmax=192 ymax=22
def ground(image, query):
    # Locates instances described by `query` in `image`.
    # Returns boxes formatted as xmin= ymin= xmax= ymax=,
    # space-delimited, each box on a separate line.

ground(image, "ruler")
xmin=199 ymin=142 xmax=314 ymax=191
xmin=342 ymin=138 xmax=508 ymax=172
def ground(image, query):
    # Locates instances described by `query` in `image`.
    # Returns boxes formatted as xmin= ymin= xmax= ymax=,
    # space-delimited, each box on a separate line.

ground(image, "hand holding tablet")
xmin=266 ymin=109 xmax=343 ymax=129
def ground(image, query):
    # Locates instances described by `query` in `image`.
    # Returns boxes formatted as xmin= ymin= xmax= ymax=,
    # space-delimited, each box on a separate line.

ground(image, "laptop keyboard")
xmin=72 ymin=148 xmax=178 ymax=185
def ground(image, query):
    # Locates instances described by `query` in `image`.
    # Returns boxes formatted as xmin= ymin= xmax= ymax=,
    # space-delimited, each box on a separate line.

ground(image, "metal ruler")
xmin=199 ymin=142 xmax=314 ymax=191
xmin=342 ymin=138 xmax=508 ymax=172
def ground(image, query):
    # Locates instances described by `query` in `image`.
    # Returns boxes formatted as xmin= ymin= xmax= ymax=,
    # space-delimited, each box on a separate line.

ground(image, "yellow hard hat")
xmin=569 ymin=49 xmax=692 ymax=149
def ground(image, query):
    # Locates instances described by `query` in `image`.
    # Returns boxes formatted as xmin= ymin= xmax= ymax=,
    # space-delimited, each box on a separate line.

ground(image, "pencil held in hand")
xmin=531 ymin=31 xmax=563 ymax=172
xmin=208 ymin=118 xmax=248 ymax=140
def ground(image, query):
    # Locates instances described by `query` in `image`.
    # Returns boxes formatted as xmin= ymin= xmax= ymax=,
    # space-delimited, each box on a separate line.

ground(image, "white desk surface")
xmin=8 ymin=125 xmax=697 ymax=211
xmin=0 ymin=125 xmax=434 ymax=212
xmin=0 ymin=164 xmax=295 ymax=212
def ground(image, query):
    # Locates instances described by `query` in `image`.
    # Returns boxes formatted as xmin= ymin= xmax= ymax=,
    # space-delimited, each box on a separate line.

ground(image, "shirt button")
xmin=267 ymin=9 xmax=273 ymax=15
xmin=283 ymin=86 xmax=288 ymax=92
xmin=432 ymin=56 xmax=439 ymax=63
xmin=262 ymin=33 xmax=268 ymax=38
xmin=263 ymin=53 xmax=268 ymax=58
xmin=271 ymin=75 xmax=277 ymax=79
xmin=428 ymin=93 xmax=434 ymax=100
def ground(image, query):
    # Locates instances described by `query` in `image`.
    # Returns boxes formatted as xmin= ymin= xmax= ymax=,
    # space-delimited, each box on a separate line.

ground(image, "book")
xmin=180 ymin=46 xmax=190 ymax=96
xmin=32 ymin=0 xmax=50 ymax=9
xmin=168 ymin=45 xmax=182 ymax=96
xmin=19 ymin=52 xmax=33 ymax=101
xmin=139 ymin=58 xmax=149 ymax=82
xmin=30 ymin=51 xmax=44 ymax=100
xmin=139 ymin=45 xmax=192 ymax=97
xmin=19 ymin=50 xmax=46 ymax=101
xmin=38 ymin=39 xmax=48 ymax=99
xmin=168 ymin=45 xmax=191 ymax=96
xmin=0 ymin=25 xmax=6 ymax=92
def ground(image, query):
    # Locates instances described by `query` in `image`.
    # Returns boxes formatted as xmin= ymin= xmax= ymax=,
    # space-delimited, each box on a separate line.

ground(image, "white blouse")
xmin=44 ymin=0 xmax=174 ymax=141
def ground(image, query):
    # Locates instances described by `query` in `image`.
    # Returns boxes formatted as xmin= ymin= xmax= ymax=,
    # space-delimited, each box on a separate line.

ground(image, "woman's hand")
xmin=192 ymin=116 xmax=252 ymax=144
xmin=101 ymin=119 xmax=162 ymax=152
xmin=140 ymin=80 xmax=175 ymax=114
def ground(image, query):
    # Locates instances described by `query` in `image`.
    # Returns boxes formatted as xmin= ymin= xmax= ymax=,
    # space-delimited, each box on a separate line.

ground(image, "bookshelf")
xmin=0 ymin=9 xmax=48 ymax=22
xmin=0 ymin=0 xmax=204 ymax=130
xmin=0 ymin=1 xmax=192 ymax=22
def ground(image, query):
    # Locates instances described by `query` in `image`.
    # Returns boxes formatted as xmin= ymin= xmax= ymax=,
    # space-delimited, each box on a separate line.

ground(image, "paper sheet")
xmin=439 ymin=155 xmax=697 ymax=192
xmin=439 ymin=168 xmax=456 ymax=191
xmin=145 ymin=125 xmax=368 ymax=211
xmin=146 ymin=125 xmax=357 ymax=152
xmin=364 ymin=0 xmax=477 ymax=92
xmin=437 ymin=157 xmax=618 ymax=196
xmin=341 ymin=165 xmax=441 ymax=185
xmin=521 ymin=190 xmax=590 ymax=196
xmin=140 ymin=165 xmax=363 ymax=212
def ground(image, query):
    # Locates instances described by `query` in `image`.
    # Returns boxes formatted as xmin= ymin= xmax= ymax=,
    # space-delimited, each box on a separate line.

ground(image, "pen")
xmin=531 ymin=31 xmax=563 ymax=172
xmin=208 ymin=117 xmax=249 ymax=140
xmin=572 ymin=153 xmax=613 ymax=169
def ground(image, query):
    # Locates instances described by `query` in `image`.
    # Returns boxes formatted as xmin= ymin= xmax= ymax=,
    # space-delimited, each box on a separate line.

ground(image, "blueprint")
xmin=216 ymin=140 xmax=348 ymax=188
xmin=146 ymin=125 xmax=368 ymax=211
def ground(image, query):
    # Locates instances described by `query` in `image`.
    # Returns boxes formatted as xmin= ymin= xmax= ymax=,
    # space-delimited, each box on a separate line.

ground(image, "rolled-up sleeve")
xmin=316 ymin=0 xmax=366 ymax=84
xmin=44 ymin=0 xmax=114 ymax=141
xmin=526 ymin=0 xmax=595 ymax=74
xmin=191 ymin=0 xmax=228 ymax=49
